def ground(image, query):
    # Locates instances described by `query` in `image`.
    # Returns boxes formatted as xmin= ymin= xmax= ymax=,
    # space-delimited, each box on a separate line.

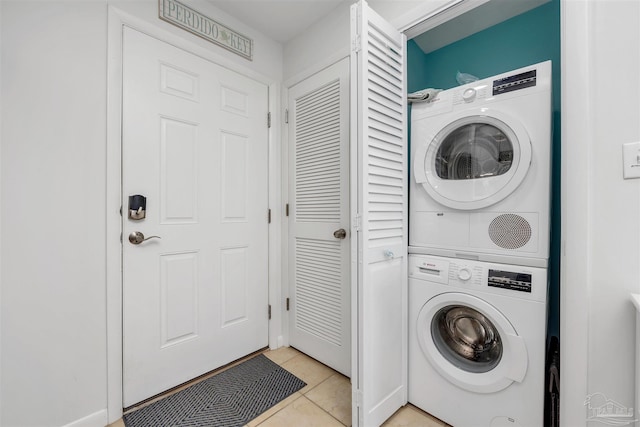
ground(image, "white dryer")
xmin=410 ymin=61 xmax=552 ymax=267
xmin=408 ymin=254 xmax=547 ymax=427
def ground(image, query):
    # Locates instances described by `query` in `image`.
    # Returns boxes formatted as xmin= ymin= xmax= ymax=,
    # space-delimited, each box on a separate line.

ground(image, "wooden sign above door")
xmin=159 ymin=0 xmax=253 ymax=61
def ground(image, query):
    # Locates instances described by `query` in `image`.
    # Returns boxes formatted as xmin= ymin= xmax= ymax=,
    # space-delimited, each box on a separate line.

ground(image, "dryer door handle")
xmin=504 ymin=333 xmax=528 ymax=383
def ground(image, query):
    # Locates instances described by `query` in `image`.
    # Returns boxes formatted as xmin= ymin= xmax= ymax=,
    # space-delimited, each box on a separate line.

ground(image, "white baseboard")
xmin=63 ymin=409 xmax=108 ymax=427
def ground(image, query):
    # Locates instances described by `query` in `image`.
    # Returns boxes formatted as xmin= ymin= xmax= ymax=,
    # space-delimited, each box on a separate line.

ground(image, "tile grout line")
xmin=304 ymin=395 xmax=350 ymax=427
xmin=301 ymin=373 xmax=352 ymax=426
xmin=259 ymin=394 xmax=346 ymax=427
xmin=252 ymin=394 xmax=306 ymax=427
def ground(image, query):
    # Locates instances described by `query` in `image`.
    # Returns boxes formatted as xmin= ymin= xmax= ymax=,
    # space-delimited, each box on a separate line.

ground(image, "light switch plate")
xmin=623 ymin=142 xmax=640 ymax=179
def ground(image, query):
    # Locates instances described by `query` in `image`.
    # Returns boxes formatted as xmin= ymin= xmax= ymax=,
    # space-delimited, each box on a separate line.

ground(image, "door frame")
xmin=106 ymin=6 xmax=281 ymax=423
xmin=393 ymin=2 xmax=578 ymax=425
xmin=390 ymin=2 xmax=581 ymax=425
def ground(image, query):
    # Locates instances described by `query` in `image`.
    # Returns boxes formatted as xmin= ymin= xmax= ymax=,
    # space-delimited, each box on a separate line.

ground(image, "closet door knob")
xmin=333 ymin=228 xmax=347 ymax=239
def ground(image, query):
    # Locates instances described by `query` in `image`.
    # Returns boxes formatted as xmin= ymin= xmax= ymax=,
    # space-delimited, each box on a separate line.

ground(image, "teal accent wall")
xmin=407 ymin=0 xmax=561 ymax=344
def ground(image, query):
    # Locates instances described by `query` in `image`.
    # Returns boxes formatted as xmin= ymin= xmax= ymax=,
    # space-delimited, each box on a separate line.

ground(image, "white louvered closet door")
xmin=350 ymin=1 xmax=408 ymax=426
xmin=288 ymin=58 xmax=351 ymax=377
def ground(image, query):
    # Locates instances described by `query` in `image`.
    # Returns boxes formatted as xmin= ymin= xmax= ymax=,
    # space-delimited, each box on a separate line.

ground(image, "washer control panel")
xmin=408 ymin=254 xmax=547 ymax=302
xmin=448 ymin=262 xmax=483 ymax=286
xmin=488 ymin=269 xmax=532 ymax=293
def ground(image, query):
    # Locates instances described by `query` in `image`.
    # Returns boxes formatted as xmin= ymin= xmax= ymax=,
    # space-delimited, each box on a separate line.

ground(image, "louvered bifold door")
xmin=288 ymin=58 xmax=351 ymax=377
xmin=350 ymin=1 xmax=408 ymax=426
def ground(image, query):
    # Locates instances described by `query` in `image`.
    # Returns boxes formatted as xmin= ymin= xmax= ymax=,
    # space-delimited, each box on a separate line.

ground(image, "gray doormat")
xmin=123 ymin=354 xmax=306 ymax=427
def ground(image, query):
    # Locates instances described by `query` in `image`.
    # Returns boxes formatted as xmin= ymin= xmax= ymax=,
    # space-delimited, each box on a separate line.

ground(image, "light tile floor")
xmin=109 ymin=347 xmax=449 ymax=427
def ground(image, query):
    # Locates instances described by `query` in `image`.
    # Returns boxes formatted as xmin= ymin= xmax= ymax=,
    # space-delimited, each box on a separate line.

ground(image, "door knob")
xmin=128 ymin=231 xmax=161 ymax=245
xmin=333 ymin=228 xmax=347 ymax=239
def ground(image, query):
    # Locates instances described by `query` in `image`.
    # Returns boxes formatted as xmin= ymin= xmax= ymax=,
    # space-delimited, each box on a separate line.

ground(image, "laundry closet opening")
xmin=405 ymin=0 xmax=560 ymax=425
xmin=406 ymin=0 xmax=560 ymax=344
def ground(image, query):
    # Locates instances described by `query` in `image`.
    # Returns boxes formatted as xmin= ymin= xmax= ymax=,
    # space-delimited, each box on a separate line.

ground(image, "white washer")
xmin=408 ymin=254 xmax=547 ymax=427
xmin=410 ymin=61 xmax=552 ymax=268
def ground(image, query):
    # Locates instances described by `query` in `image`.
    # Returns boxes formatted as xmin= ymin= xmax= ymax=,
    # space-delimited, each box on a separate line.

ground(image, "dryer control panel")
xmin=452 ymin=86 xmax=489 ymax=105
xmin=493 ymin=69 xmax=537 ymax=96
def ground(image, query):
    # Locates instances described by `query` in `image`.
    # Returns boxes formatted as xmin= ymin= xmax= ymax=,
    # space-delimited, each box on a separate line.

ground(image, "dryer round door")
xmin=413 ymin=109 xmax=532 ymax=210
xmin=416 ymin=292 xmax=528 ymax=393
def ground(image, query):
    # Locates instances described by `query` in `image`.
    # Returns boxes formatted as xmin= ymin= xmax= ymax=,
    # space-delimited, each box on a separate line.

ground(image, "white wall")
xmin=0 ymin=0 xmax=4 ymax=424
xmin=282 ymin=0 xmax=416 ymax=84
xmin=0 ymin=1 xmax=282 ymax=425
xmin=1 ymin=1 xmax=109 ymax=425
xmin=283 ymin=1 xmax=351 ymax=83
xmin=561 ymin=0 xmax=640 ymax=424
xmin=588 ymin=0 xmax=639 ymax=408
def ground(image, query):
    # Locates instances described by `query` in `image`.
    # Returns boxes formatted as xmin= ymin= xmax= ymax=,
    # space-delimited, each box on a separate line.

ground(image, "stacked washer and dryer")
xmin=408 ymin=61 xmax=552 ymax=427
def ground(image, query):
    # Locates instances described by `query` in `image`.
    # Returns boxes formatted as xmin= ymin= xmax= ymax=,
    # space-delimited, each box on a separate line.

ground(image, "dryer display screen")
xmin=488 ymin=269 xmax=532 ymax=293
xmin=493 ymin=70 xmax=537 ymax=96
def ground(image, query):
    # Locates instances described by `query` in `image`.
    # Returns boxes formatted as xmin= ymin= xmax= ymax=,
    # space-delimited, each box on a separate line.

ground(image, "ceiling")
xmin=206 ymin=0 xmax=550 ymax=51
xmin=206 ymin=0 xmax=424 ymax=44
xmin=411 ymin=0 xmax=549 ymax=53
xmin=206 ymin=0 xmax=351 ymax=44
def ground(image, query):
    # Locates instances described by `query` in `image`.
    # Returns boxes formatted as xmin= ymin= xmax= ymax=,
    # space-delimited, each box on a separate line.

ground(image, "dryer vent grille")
xmin=488 ymin=214 xmax=532 ymax=249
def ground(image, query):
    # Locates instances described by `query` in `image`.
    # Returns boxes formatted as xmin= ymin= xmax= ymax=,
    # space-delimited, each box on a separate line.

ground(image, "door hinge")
xmin=268 ymin=208 xmax=272 ymax=223
xmin=286 ymin=297 xmax=290 ymax=311
xmin=353 ymin=390 xmax=362 ymax=408
xmin=353 ymin=214 xmax=362 ymax=232
xmin=352 ymin=35 xmax=361 ymax=53
xmin=285 ymin=203 xmax=289 ymax=217
xmin=268 ymin=112 xmax=272 ymax=128
xmin=285 ymin=109 xmax=289 ymax=124
xmin=268 ymin=304 xmax=272 ymax=320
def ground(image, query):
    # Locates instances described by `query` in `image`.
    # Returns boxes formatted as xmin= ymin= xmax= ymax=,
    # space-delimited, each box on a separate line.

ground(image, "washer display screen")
xmin=488 ymin=269 xmax=532 ymax=293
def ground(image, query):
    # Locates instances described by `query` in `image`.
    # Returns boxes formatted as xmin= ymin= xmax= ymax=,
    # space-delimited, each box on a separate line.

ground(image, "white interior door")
xmin=122 ymin=27 xmax=269 ymax=406
xmin=350 ymin=1 xmax=408 ymax=426
xmin=288 ymin=58 xmax=351 ymax=377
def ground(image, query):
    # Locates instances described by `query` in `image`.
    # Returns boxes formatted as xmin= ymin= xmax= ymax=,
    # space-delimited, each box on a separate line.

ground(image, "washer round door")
xmin=416 ymin=292 xmax=528 ymax=393
xmin=413 ymin=109 xmax=532 ymax=210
